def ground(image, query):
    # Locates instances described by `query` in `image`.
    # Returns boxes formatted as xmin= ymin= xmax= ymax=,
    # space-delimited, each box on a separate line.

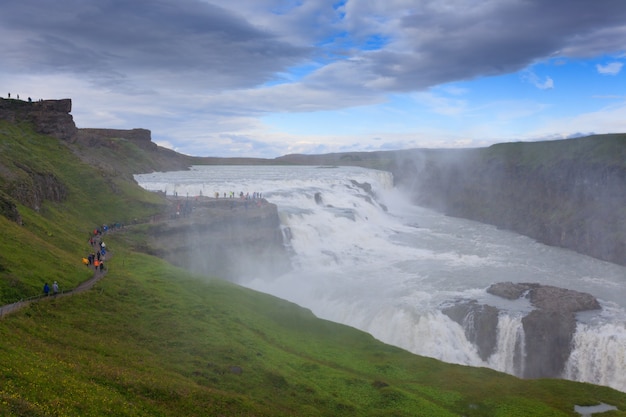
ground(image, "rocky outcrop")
xmin=443 ymin=282 xmax=601 ymax=379
xmin=521 ymin=309 xmax=576 ymax=378
xmin=140 ymin=198 xmax=291 ymax=281
xmin=8 ymin=164 xmax=68 ymax=210
xmin=0 ymin=160 xmax=68 ymax=219
xmin=0 ymin=98 xmax=77 ymax=140
xmin=442 ymin=300 xmax=499 ymax=361
xmin=486 ymin=282 xmax=601 ymax=312
xmin=487 ymin=282 xmax=600 ymax=379
xmin=0 ymin=191 xmax=21 ymax=224
xmin=0 ymin=98 xmax=159 ymax=153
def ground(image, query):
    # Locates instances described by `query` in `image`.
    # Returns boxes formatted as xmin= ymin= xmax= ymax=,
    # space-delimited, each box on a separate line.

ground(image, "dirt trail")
xmin=0 ymin=236 xmax=110 ymax=319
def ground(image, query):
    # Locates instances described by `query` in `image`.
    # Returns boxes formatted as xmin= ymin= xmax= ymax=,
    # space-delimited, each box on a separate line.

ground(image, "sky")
xmin=1 ymin=0 xmax=625 ymax=158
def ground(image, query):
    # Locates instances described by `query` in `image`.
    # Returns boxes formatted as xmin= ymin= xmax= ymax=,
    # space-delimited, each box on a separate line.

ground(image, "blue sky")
xmin=1 ymin=0 xmax=625 ymax=157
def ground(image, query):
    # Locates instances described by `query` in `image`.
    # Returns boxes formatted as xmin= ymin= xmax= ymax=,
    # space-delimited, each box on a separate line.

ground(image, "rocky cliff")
xmin=137 ymin=197 xmax=291 ymax=281
xmin=0 ymin=98 xmax=193 ymax=222
xmin=0 ymin=97 xmax=162 ymax=152
xmin=443 ymin=282 xmax=601 ymax=379
xmin=0 ymin=98 xmax=77 ymax=140
xmin=390 ymin=136 xmax=626 ymax=266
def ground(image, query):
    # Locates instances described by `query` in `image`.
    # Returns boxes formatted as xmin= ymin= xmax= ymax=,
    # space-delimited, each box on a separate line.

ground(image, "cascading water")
xmin=135 ymin=165 xmax=626 ymax=393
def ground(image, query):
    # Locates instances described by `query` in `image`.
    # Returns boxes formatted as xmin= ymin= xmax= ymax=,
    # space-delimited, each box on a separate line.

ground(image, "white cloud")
xmin=596 ymin=62 xmax=623 ymax=75
xmin=412 ymin=91 xmax=468 ymax=116
xmin=523 ymin=71 xmax=555 ymax=90
xmin=529 ymin=101 xmax=626 ymax=138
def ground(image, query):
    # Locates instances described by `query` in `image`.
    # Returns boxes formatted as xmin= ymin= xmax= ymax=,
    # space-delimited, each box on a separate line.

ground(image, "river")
xmin=135 ymin=165 xmax=626 ymax=392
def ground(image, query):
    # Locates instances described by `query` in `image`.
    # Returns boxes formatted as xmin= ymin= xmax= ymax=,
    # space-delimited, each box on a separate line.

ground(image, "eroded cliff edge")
xmin=389 ymin=137 xmax=626 ymax=266
xmin=135 ymin=197 xmax=291 ymax=281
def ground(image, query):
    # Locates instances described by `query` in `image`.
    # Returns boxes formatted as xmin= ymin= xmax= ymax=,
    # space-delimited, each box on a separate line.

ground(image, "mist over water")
xmin=136 ymin=165 xmax=626 ymax=392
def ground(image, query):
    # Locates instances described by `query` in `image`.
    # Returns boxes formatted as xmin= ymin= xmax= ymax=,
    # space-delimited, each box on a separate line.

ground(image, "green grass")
xmin=3 ymin=249 xmax=625 ymax=416
xmin=1 ymin=122 xmax=626 ymax=416
xmin=0 ymin=121 xmax=167 ymax=303
xmin=484 ymin=134 xmax=626 ymax=168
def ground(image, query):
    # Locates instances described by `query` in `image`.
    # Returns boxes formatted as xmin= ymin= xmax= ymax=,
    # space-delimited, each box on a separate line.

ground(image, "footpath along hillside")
xmin=0 ymin=232 xmax=111 ymax=318
xmin=0 ymin=194 xmax=285 ymax=318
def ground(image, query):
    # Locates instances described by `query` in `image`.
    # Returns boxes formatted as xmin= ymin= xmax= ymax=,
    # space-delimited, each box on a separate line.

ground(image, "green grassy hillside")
xmin=0 ymin=121 xmax=167 ymax=302
xmin=1 ymin=122 xmax=626 ymax=416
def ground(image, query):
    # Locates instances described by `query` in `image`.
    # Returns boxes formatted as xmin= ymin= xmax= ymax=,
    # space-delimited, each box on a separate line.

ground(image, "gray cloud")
xmin=306 ymin=0 xmax=626 ymax=93
xmin=4 ymin=0 xmax=624 ymax=98
xmin=1 ymin=0 xmax=310 ymax=91
xmin=2 ymin=0 xmax=625 ymax=157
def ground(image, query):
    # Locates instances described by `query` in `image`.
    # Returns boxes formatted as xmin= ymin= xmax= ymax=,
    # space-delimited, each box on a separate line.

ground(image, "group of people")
xmin=43 ymin=225 xmax=111 ymax=296
xmin=42 ymin=281 xmax=59 ymax=296
xmin=85 ymin=228 xmax=108 ymax=272
xmin=7 ymin=92 xmax=41 ymax=102
xmin=211 ymin=191 xmax=263 ymax=199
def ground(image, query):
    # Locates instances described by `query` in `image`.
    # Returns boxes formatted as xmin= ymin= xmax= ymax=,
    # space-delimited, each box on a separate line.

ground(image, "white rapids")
xmin=136 ymin=165 xmax=626 ymax=392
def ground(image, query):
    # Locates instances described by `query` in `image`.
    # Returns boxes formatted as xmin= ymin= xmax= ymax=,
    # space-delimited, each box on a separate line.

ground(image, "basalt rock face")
xmin=9 ymin=167 xmax=68 ymax=211
xmin=391 ymin=136 xmax=626 ymax=266
xmin=0 ymin=191 xmax=22 ymax=225
xmin=0 ymin=98 xmax=77 ymax=140
xmin=444 ymin=282 xmax=601 ymax=379
xmin=0 ymin=161 xmax=68 ymax=217
xmin=141 ymin=198 xmax=291 ymax=281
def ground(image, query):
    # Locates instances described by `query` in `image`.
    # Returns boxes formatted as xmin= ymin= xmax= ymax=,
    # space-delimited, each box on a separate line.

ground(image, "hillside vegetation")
xmin=1 ymin=121 xmax=626 ymax=416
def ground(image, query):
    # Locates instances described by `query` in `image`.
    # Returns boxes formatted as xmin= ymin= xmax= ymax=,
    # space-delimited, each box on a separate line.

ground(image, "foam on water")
xmin=136 ymin=165 xmax=626 ymax=392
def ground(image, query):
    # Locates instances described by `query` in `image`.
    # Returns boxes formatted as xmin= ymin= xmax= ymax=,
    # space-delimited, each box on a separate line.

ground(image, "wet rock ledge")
xmin=443 ymin=282 xmax=601 ymax=379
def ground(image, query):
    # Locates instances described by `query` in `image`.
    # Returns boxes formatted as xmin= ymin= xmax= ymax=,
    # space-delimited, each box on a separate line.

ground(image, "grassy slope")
xmin=3 ymin=250 xmax=625 ymax=416
xmin=0 ymin=121 xmax=166 ymax=302
xmin=1 ymin=123 xmax=625 ymax=416
xmin=483 ymin=134 xmax=626 ymax=166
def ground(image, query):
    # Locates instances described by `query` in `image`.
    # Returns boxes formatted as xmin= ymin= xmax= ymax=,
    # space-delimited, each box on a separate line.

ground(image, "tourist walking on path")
xmin=2 ymin=224 xmax=118 ymax=319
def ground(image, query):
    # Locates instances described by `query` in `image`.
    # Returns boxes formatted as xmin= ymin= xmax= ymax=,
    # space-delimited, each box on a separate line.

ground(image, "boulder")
xmin=487 ymin=282 xmax=601 ymax=312
xmin=528 ymin=285 xmax=600 ymax=312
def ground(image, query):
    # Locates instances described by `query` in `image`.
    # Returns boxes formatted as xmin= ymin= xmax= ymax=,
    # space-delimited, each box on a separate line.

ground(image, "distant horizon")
xmin=2 ymin=1 xmax=625 ymax=157
xmin=3 ymin=95 xmax=621 ymax=160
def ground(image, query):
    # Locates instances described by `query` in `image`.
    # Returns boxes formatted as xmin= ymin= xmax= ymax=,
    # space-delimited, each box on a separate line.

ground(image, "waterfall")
xmin=135 ymin=165 xmax=626 ymax=393
xmin=564 ymin=322 xmax=626 ymax=389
